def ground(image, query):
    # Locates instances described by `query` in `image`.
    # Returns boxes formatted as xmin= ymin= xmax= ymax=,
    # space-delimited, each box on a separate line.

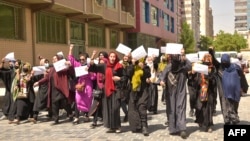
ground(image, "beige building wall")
xmin=200 ymin=0 xmax=213 ymax=37
xmin=0 ymin=0 xmax=132 ymax=65
xmin=0 ymin=8 xmax=33 ymax=64
xmin=181 ymin=0 xmax=200 ymax=44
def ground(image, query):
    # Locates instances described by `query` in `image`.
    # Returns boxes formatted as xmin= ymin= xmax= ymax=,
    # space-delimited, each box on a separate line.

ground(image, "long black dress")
xmin=0 ymin=68 xmax=15 ymax=117
xmin=127 ymin=64 xmax=151 ymax=132
xmin=159 ymin=58 xmax=192 ymax=134
xmin=89 ymin=63 xmax=126 ymax=130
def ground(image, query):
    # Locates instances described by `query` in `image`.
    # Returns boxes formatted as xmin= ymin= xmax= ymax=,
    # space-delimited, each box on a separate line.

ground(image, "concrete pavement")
xmin=0 ymin=74 xmax=250 ymax=141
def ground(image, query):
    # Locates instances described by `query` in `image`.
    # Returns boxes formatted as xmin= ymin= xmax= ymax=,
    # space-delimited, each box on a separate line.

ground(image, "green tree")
xmin=179 ymin=22 xmax=195 ymax=53
xmin=213 ymin=30 xmax=248 ymax=52
xmin=199 ymin=35 xmax=213 ymax=51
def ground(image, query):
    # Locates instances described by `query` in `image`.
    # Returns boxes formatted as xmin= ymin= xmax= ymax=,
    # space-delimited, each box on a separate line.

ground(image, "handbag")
xmin=75 ymin=82 xmax=85 ymax=92
xmin=92 ymin=89 xmax=103 ymax=98
xmin=16 ymin=91 xmax=28 ymax=99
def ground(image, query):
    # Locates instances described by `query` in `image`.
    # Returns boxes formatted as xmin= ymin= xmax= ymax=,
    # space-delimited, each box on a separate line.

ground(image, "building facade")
xmin=235 ymin=0 xmax=248 ymax=39
xmin=180 ymin=0 xmax=200 ymax=46
xmin=126 ymin=0 xmax=178 ymax=50
xmin=0 ymin=0 xmax=178 ymax=65
xmin=199 ymin=0 xmax=213 ymax=37
xmin=0 ymin=0 xmax=135 ymax=65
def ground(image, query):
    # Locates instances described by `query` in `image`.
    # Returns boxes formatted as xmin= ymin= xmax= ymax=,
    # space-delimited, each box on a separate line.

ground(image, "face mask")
xmin=9 ymin=64 xmax=14 ymax=69
xmin=44 ymin=63 xmax=49 ymax=69
xmin=203 ymin=62 xmax=211 ymax=66
xmin=14 ymin=66 xmax=19 ymax=70
xmin=23 ymin=68 xmax=29 ymax=73
xmin=222 ymin=63 xmax=230 ymax=68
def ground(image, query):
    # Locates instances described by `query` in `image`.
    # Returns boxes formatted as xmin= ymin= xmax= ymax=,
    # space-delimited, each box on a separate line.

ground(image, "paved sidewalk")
xmin=0 ymin=74 xmax=250 ymax=141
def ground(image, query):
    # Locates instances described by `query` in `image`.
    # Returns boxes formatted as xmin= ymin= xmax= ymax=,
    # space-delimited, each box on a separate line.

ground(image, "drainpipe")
xmin=31 ymin=0 xmax=55 ymax=65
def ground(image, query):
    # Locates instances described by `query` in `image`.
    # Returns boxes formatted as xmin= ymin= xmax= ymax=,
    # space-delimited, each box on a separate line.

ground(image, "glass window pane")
xmin=0 ymin=3 xmax=24 ymax=40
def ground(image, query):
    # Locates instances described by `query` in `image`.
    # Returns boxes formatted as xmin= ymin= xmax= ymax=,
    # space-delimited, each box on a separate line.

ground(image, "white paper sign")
xmin=116 ymin=43 xmax=132 ymax=55
xmin=186 ymin=53 xmax=199 ymax=63
xmin=5 ymin=52 xmax=15 ymax=61
xmin=86 ymin=58 xmax=91 ymax=64
xmin=147 ymin=48 xmax=159 ymax=57
xmin=94 ymin=59 xmax=99 ymax=64
xmin=131 ymin=45 xmax=147 ymax=60
xmin=165 ymin=43 xmax=183 ymax=54
xmin=193 ymin=63 xmax=208 ymax=75
xmin=74 ymin=65 xmax=88 ymax=77
xmin=53 ymin=59 xmax=68 ymax=72
xmin=32 ymin=66 xmax=46 ymax=76
xmin=57 ymin=51 xmax=64 ymax=58
xmin=160 ymin=47 xmax=166 ymax=53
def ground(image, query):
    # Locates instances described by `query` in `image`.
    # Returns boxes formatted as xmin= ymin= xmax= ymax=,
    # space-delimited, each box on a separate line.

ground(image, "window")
xmin=110 ymin=30 xmax=119 ymax=49
xmin=70 ymin=21 xmax=84 ymax=40
xmin=36 ymin=12 xmax=66 ymax=43
xmin=164 ymin=0 xmax=169 ymax=9
xmin=170 ymin=0 xmax=174 ymax=12
xmin=170 ymin=17 xmax=174 ymax=33
xmin=164 ymin=13 xmax=170 ymax=31
xmin=88 ymin=24 xmax=105 ymax=47
xmin=96 ymin=0 xmax=103 ymax=5
xmin=106 ymin=0 xmax=115 ymax=8
xmin=143 ymin=1 xmax=150 ymax=23
xmin=151 ymin=6 xmax=159 ymax=26
xmin=0 ymin=3 xmax=24 ymax=40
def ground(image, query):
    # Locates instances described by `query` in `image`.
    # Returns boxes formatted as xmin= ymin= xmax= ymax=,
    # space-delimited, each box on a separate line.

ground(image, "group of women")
xmin=0 ymin=45 xmax=246 ymax=139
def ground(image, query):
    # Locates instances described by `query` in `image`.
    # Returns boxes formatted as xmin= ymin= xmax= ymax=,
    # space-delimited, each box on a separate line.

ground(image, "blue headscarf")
xmin=221 ymin=54 xmax=241 ymax=102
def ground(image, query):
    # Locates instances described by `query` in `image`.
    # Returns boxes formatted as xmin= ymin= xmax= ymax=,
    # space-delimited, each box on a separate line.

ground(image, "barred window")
xmin=36 ymin=12 xmax=66 ymax=44
xmin=88 ymin=24 xmax=105 ymax=47
xmin=110 ymin=30 xmax=119 ymax=49
xmin=70 ymin=21 xmax=84 ymax=40
xmin=0 ymin=3 xmax=24 ymax=40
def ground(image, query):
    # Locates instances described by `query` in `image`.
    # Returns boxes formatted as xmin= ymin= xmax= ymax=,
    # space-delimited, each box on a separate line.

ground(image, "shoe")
xmin=106 ymin=129 xmax=115 ymax=133
xmin=180 ymin=131 xmax=187 ymax=139
xmin=206 ymin=127 xmax=213 ymax=133
xmin=28 ymin=118 xmax=37 ymax=124
xmin=132 ymin=128 xmax=142 ymax=133
xmin=116 ymin=128 xmax=122 ymax=133
xmin=169 ymin=132 xmax=179 ymax=135
xmin=153 ymin=111 xmax=157 ymax=115
xmin=69 ymin=116 xmax=74 ymax=122
xmin=90 ymin=123 xmax=97 ymax=128
xmin=51 ymin=120 xmax=59 ymax=125
xmin=8 ymin=120 xmax=13 ymax=124
xmin=11 ymin=119 xmax=20 ymax=125
xmin=0 ymin=115 xmax=7 ymax=120
xmin=72 ymin=118 xmax=79 ymax=124
xmin=123 ymin=115 xmax=128 ymax=122
xmin=164 ymin=121 xmax=169 ymax=126
xmin=232 ymin=119 xmax=240 ymax=125
xmin=189 ymin=109 xmax=194 ymax=117
xmin=142 ymin=127 xmax=149 ymax=136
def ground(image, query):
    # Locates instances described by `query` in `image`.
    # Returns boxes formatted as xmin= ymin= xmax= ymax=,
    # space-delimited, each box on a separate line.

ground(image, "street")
xmin=0 ymin=74 xmax=250 ymax=141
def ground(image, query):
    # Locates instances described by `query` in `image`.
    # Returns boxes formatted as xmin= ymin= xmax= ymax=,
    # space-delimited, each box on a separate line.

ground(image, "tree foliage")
xmin=179 ymin=22 xmax=195 ymax=53
xmin=213 ymin=30 xmax=248 ymax=52
xmin=199 ymin=35 xmax=213 ymax=51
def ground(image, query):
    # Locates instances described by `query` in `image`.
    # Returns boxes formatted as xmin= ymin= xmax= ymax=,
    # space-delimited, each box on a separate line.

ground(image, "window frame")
xmin=36 ymin=12 xmax=66 ymax=44
xmin=88 ymin=24 xmax=105 ymax=47
xmin=110 ymin=29 xmax=119 ymax=49
xmin=0 ymin=2 xmax=25 ymax=40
